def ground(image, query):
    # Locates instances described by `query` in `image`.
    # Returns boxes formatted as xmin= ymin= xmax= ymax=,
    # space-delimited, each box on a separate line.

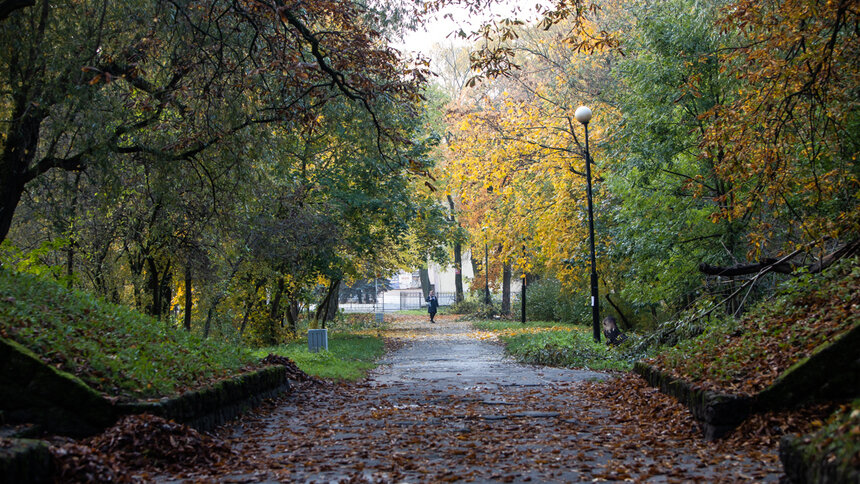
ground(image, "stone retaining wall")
xmin=779 ymin=435 xmax=860 ymax=484
xmin=1 ymin=336 xmax=291 ymax=436
xmin=634 ymin=324 xmax=860 ymax=441
xmin=756 ymin=324 xmax=860 ymax=411
xmin=0 ymin=337 xmax=116 ymax=436
xmin=0 ymin=438 xmax=53 ymax=484
xmin=117 ymin=365 xmax=289 ymax=432
xmin=633 ymin=362 xmax=751 ymax=440
xmin=1 ymin=335 xmax=292 ymax=483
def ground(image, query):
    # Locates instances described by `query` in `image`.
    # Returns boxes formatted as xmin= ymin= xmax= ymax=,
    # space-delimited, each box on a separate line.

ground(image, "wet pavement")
xmin=370 ymin=316 xmax=604 ymax=389
xmin=157 ymin=314 xmax=784 ymax=483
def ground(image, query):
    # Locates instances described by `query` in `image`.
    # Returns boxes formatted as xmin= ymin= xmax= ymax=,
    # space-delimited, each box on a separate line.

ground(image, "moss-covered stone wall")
xmin=780 ymin=434 xmax=860 ymax=484
xmin=633 ymin=361 xmax=751 ymax=440
xmin=1 ymin=336 xmax=290 ymax=436
xmin=0 ymin=337 xmax=116 ymax=436
xmin=0 ymin=438 xmax=52 ymax=484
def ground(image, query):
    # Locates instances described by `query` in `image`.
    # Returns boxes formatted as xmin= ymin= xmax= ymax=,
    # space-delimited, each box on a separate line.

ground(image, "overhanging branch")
xmin=698 ymin=239 xmax=859 ymax=277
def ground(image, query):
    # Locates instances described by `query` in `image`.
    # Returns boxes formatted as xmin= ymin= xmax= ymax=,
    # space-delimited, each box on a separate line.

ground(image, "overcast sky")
xmin=394 ymin=1 xmax=543 ymax=57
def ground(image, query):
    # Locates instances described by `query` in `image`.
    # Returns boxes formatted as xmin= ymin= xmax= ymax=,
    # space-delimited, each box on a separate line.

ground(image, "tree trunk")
xmin=0 ymin=179 xmax=24 ymax=248
xmin=454 ymin=242 xmax=464 ymax=303
xmin=315 ymin=278 xmax=341 ymax=328
xmin=285 ymin=298 xmax=300 ymax=336
xmin=127 ymin=249 xmax=145 ymax=311
xmin=239 ymin=296 xmax=254 ymax=336
xmin=699 ymin=239 xmax=860 ymax=277
xmin=65 ymin=242 xmax=74 ymax=287
xmin=159 ymin=262 xmax=172 ymax=318
xmin=419 ymin=266 xmax=431 ymax=300
xmin=447 ymin=195 xmax=464 ymax=303
xmin=184 ymin=265 xmax=193 ymax=331
xmin=65 ymin=171 xmax=81 ymax=288
xmin=270 ymin=277 xmax=285 ymax=325
xmin=264 ymin=277 xmax=285 ymax=345
xmin=145 ymin=256 xmax=160 ymax=318
xmin=0 ymin=96 xmax=44 ymax=245
xmin=501 ymin=259 xmax=511 ymax=315
xmin=204 ymin=306 xmax=214 ymax=339
xmin=327 ymin=280 xmax=340 ymax=324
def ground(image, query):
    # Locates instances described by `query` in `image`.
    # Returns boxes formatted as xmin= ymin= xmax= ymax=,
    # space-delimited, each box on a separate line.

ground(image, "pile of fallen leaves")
xmin=52 ymin=414 xmax=234 ymax=482
xmin=261 ymin=353 xmax=319 ymax=383
xmin=650 ymin=259 xmax=859 ymax=395
xmin=581 ymin=373 xmax=835 ymax=449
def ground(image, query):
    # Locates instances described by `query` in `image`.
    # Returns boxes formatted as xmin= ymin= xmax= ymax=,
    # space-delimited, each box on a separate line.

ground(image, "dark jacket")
xmin=426 ymin=295 xmax=438 ymax=313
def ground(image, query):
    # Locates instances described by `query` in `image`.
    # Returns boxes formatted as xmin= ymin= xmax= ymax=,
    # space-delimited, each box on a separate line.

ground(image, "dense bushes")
xmin=507 ymin=278 xmax=595 ymax=325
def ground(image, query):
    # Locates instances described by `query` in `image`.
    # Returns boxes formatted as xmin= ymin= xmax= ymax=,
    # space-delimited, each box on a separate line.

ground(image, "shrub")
xmin=512 ymin=278 xmax=589 ymax=324
xmin=499 ymin=326 xmax=635 ymax=371
xmin=447 ymin=299 xmax=482 ymax=315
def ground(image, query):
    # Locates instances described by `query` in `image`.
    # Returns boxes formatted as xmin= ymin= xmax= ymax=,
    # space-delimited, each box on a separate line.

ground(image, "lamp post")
xmin=575 ymin=105 xmax=601 ymax=343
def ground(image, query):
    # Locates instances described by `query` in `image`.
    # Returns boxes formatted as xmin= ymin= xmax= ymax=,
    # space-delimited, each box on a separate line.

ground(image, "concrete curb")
xmin=633 ymin=361 xmax=751 ymax=440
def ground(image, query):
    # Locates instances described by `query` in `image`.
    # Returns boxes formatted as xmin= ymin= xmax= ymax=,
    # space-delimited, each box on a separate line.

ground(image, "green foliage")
xmin=471 ymin=320 xmax=562 ymax=331
xmin=0 ymin=239 xmax=71 ymax=283
xmin=472 ymin=320 xmax=634 ymax=371
xmin=628 ymin=298 xmax=735 ymax=356
xmin=446 ymin=299 xmax=486 ymax=315
xmin=389 ymin=309 xmax=429 ymax=316
xmin=512 ymin=278 xmax=589 ymax=324
xmin=0 ymin=268 xmax=255 ymax=399
xmin=327 ymin=313 xmax=385 ymax=332
xmin=604 ymin=0 xmax=743 ymax=311
xmin=254 ymin=333 xmax=385 ymax=381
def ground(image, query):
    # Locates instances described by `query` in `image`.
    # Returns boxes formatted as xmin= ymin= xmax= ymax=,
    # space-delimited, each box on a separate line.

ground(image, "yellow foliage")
xmin=445 ymin=23 xmax=616 ymax=289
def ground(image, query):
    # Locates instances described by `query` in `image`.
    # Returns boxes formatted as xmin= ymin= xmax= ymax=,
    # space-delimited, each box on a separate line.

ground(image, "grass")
xmin=392 ymin=309 xmax=431 ymax=316
xmin=0 ymin=268 xmax=256 ymax=399
xmin=254 ymin=332 xmax=386 ymax=381
xmin=472 ymin=320 xmax=635 ymax=371
xmin=472 ymin=320 xmax=566 ymax=331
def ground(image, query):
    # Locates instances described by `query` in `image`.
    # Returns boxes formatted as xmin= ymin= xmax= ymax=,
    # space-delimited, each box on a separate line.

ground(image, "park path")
xmin=161 ymin=314 xmax=784 ymax=483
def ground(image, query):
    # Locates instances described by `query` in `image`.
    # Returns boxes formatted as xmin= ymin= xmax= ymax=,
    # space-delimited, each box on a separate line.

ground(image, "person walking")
xmin=426 ymin=289 xmax=438 ymax=324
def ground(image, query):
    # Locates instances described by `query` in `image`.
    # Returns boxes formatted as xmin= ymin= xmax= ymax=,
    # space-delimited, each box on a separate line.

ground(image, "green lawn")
xmin=472 ymin=320 xmax=634 ymax=371
xmin=0 ymin=268 xmax=256 ymax=399
xmin=254 ymin=332 xmax=386 ymax=381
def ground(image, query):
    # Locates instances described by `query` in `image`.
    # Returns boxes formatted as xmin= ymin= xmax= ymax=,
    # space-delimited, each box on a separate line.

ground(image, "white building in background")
xmin=387 ymin=249 xmax=475 ymax=294
xmin=341 ymin=249 xmax=522 ymax=313
xmin=341 ymin=251 xmax=476 ymax=313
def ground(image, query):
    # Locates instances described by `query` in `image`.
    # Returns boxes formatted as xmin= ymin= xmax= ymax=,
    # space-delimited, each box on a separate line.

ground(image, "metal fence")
xmin=340 ymin=290 xmax=456 ymax=313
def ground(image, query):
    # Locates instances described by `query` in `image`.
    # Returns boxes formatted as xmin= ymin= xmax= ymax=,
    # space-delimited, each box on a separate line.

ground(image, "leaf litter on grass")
xmin=650 ymin=260 xmax=859 ymax=396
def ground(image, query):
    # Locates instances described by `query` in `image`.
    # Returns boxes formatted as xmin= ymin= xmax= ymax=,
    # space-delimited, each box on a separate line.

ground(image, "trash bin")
xmin=375 ymin=312 xmax=384 ymax=324
xmin=308 ymin=328 xmax=328 ymax=353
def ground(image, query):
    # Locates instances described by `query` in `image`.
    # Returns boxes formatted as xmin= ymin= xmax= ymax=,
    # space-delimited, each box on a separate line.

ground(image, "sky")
xmin=394 ymin=1 xmax=544 ymax=58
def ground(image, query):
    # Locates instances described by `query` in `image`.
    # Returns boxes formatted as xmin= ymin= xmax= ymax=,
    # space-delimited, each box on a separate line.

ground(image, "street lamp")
xmin=575 ymin=106 xmax=601 ymax=343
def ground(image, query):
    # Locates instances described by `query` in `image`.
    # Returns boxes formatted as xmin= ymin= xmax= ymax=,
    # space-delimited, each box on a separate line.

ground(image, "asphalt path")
xmin=158 ymin=314 xmax=783 ymax=483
